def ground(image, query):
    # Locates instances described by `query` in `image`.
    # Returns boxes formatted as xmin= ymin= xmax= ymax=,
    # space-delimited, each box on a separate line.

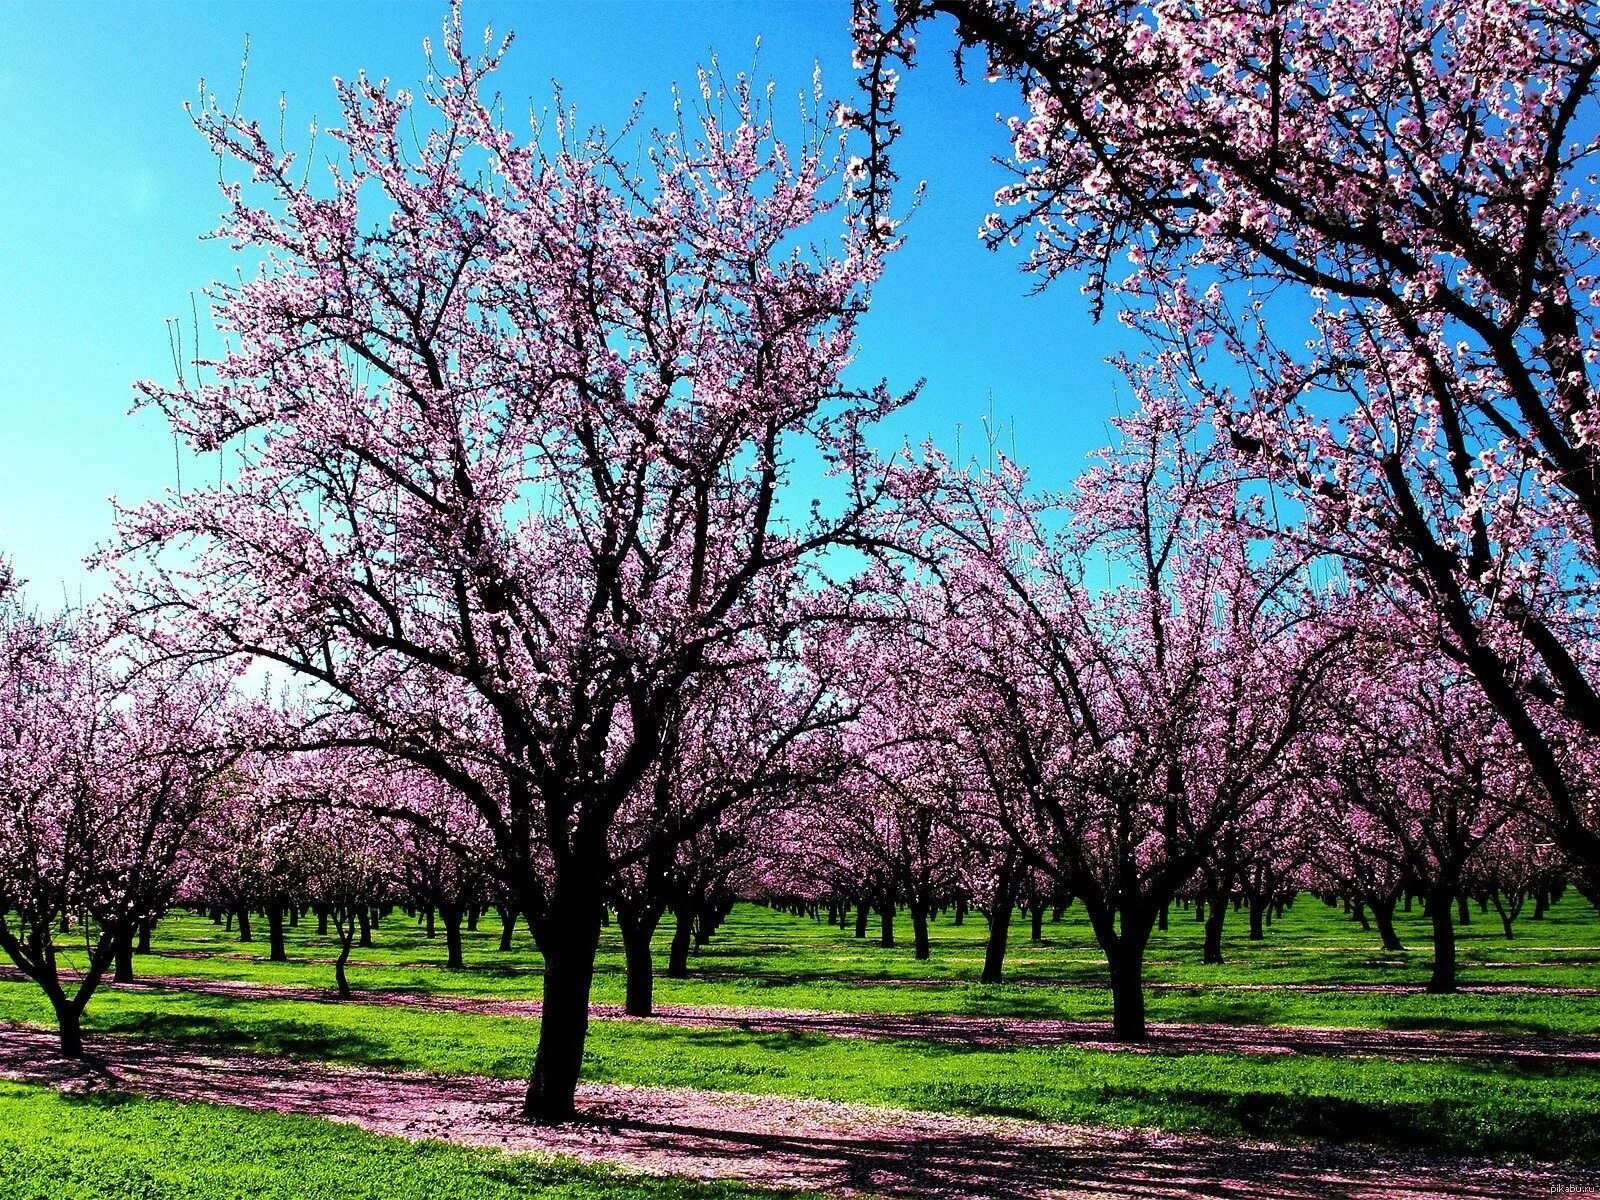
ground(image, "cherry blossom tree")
xmin=0 ymin=591 xmax=236 ymax=1055
xmin=115 ymin=8 xmax=907 ymax=1120
xmin=851 ymin=0 xmax=1600 ymax=882
xmin=607 ymin=652 xmax=851 ymax=1015
xmin=877 ymin=397 xmax=1340 ymax=1039
xmin=1316 ymin=633 xmax=1529 ymax=992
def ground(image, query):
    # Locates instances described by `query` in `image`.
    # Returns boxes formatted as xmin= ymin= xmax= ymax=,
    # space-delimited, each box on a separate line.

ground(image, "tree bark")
xmin=236 ymin=908 xmax=252 ymax=942
xmin=854 ymin=903 xmax=869 ymax=939
xmin=441 ymin=903 xmax=465 ymax=970
xmin=525 ymin=889 xmax=604 ymax=1124
xmin=910 ymin=903 xmax=931 ymax=961
xmin=666 ymin=908 xmax=694 ymax=978
xmin=54 ymin=999 xmax=83 ymax=1058
xmin=113 ymin=931 xmax=135 ymax=984
xmin=497 ymin=904 xmax=518 ymax=951
xmin=1247 ymin=894 xmax=1267 ymax=941
xmin=1108 ymin=946 xmax=1147 ymax=1041
xmin=1428 ymin=888 xmax=1458 ymax=993
xmin=1030 ymin=904 xmax=1044 ymax=943
xmin=619 ymin=908 xmax=662 ymax=1016
xmin=879 ymin=902 xmax=895 ymax=948
xmin=266 ymin=902 xmax=288 ymax=963
xmin=1202 ymin=893 xmax=1227 ymax=964
xmin=981 ymin=865 xmax=1018 ymax=985
xmin=1371 ymin=898 xmax=1405 ymax=951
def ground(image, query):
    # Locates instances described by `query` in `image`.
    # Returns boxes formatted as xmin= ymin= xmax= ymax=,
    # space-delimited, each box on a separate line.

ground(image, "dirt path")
xmin=0 ymin=1022 xmax=1591 ymax=1200
xmin=79 ymin=972 xmax=1600 ymax=1067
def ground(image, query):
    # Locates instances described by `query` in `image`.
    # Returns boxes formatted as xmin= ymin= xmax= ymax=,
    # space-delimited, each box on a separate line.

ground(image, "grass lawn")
xmin=4 ymin=898 xmax=1597 ymax=1165
xmin=0 ymin=977 xmax=1595 ymax=1160
xmin=0 ymin=1080 xmax=800 ymax=1200
xmin=99 ymin=897 xmax=1600 ymax=1036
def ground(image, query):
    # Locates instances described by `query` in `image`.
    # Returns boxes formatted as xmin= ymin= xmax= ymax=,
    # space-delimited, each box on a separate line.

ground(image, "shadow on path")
xmin=0 ymin=1022 xmax=1594 ymax=1200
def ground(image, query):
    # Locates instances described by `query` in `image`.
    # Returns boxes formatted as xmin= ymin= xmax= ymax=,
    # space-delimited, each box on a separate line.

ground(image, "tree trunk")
xmin=1428 ymin=888 xmax=1458 ymax=994
xmin=1030 ymin=904 xmax=1044 ymax=943
xmin=1247 ymin=894 xmax=1267 ymax=941
xmin=113 ymin=932 xmax=135 ymax=984
xmin=54 ymin=999 xmax=83 ymax=1058
xmin=236 ymin=908 xmax=252 ymax=942
xmin=879 ymin=902 xmax=895 ymax=948
xmin=525 ymin=890 xmax=604 ymax=1124
xmin=467 ymin=907 xmax=479 ymax=932
xmin=620 ymin=909 xmax=662 ymax=1017
xmin=666 ymin=908 xmax=694 ymax=978
xmin=136 ymin=920 xmax=153 ymax=954
xmin=441 ymin=903 xmax=465 ymax=970
xmin=1457 ymin=895 xmax=1471 ymax=926
xmin=1108 ymin=946 xmax=1147 ymax=1042
xmin=335 ymin=931 xmax=354 ymax=999
xmin=317 ymin=908 xmax=329 ymax=936
xmin=953 ymin=895 xmax=967 ymax=926
xmin=425 ymin=907 xmax=436 ymax=939
xmin=981 ymin=867 xmax=1018 ymax=985
xmin=854 ymin=903 xmax=869 ymax=939
xmin=1157 ymin=903 xmax=1168 ymax=931
xmin=498 ymin=904 xmax=518 ymax=951
xmin=1202 ymin=893 xmax=1227 ymax=964
xmin=266 ymin=902 xmax=288 ymax=963
xmin=1371 ymin=898 xmax=1405 ymax=951
xmin=357 ymin=907 xmax=372 ymax=948
xmin=910 ymin=903 xmax=931 ymax=961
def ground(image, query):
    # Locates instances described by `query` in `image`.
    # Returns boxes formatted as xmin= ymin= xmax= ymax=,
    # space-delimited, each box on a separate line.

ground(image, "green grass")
xmin=2 ymin=977 xmax=1596 ymax=1160
xmin=110 ymin=897 xmax=1600 ymax=1037
xmin=0 ymin=1079 xmax=801 ymax=1200
xmin=7 ymin=897 xmax=1598 ymax=1170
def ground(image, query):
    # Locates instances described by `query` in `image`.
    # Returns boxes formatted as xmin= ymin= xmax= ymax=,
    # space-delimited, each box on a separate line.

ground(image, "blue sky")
xmin=0 ymin=1 xmax=1133 ymax=601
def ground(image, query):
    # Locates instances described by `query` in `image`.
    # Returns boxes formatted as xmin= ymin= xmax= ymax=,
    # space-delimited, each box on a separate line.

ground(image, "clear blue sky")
xmin=0 ymin=1 xmax=1132 ymax=601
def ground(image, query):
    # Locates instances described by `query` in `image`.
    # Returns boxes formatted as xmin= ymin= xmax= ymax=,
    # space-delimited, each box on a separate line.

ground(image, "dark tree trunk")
xmin=1194 ymin=897 xmax=1206 ymax=922
xmin=236 ymin=908 xmax=252 ymax=942
xmin=1371 ymin=898 xmax=1405 ymax=951
xmin=136 ymin=920 xmax=153 ymax=954
xmin=425 ymin=907 xmax=436 ymax=939
xmin=113 ymin=932 xmax=135 ymax=984
xmin=498 ymin=904 xmax=518 ymax=951
xmin=524 ymin=889 xmax=604 ymax=1124
xmin=1247 ymin=894 xmax=1267 ymax=941
xmin=317 ymin=908 xmax=329 ymax=936
xmin=266 ymin=902 xmax=288 ymax=963
xmin=910 ymin=903 xmax=931 ymax=961
xmin=1157 ymin=903 xmax=1168 ymax=931
xmin=53 ymin=999 xmax=83 ymax=1058
xmin=1202 ymin=894 xmax=1227 ymax=964
xmin=467 ymin=907 xmax=479 ymax=932
xmin=879 ymin=902 xmax=895 ymax=948
xmin=1030 ymin=904 xmax=1044 ymax=943
xmin=666 ymin=908 xmax=695 ymax=978
xmin=1428 ymin=888 xmax=1458 ymax=994
xmin=854 ymin=903 xmax=869 ymax=939
xmin=441 ymin=903 xmax=465 ymax=970
xmin=357 ymin=907 xmax=372 ymax=948
xmin=1457 ymin=895 xmax=1471 ymax=926
xmin=335 ymin=931 xmax=354 ymax=999
xmin=953 ymin=895 xmax=967 ymax=926
xmin=1108 ymin=945 xmax=1147 ymax=1041
xmin=981 ymin=866 xmax=1018 ymax=985
xmin=619 ymin=908 xmax=662 ymax=1016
